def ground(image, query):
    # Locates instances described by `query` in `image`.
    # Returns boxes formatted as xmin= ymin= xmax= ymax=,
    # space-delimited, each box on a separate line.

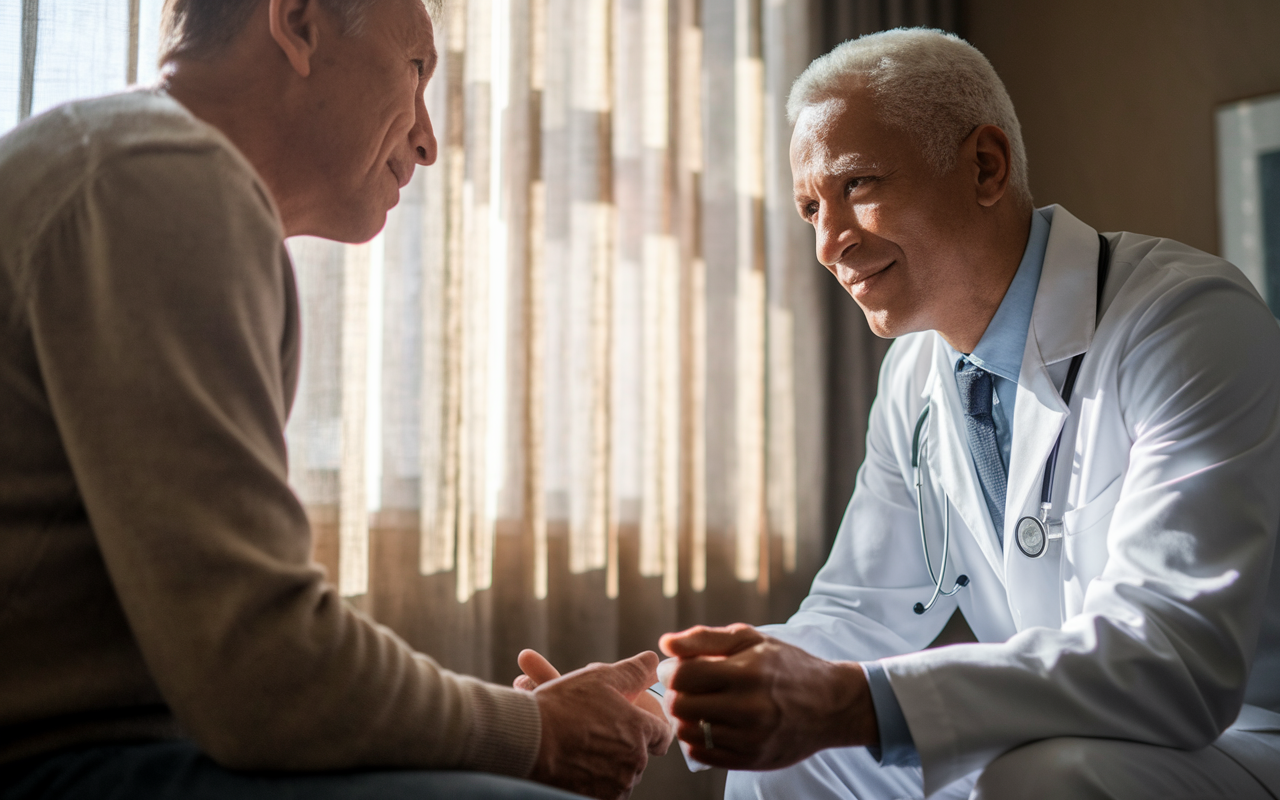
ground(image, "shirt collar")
xmin=959 ymin=207 xmax=1052 ymax=383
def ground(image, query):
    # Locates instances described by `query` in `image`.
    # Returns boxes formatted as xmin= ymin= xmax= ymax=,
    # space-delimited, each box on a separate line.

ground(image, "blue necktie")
xmin=956 ymin=361 xmax=1007 ymax=541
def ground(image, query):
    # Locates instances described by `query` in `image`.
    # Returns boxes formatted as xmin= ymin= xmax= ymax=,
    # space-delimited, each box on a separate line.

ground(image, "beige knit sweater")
xmin=0 ymin=89 xmax=541 ymax=775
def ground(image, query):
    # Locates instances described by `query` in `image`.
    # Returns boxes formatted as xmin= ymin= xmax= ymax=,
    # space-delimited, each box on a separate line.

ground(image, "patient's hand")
xmin=516 ymin=650 xmax=667 ymax=723
xmin=518 ymin=650 xmax=673 ymax=799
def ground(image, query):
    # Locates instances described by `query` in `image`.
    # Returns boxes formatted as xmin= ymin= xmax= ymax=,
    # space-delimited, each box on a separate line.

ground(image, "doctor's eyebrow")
xmin=793 ymin=156 xmax=887 ymax=200
xmin=811 ymin=153 xmax=885 ymax=180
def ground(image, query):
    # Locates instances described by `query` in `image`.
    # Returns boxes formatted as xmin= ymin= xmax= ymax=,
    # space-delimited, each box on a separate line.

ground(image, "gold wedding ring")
xmin=700 ymin=718 xmax=714 ymax=749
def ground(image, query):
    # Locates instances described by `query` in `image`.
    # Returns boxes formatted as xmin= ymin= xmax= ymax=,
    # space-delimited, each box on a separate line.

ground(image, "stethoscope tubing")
xmin=911 ymin=234 xmax=1112 ymax=607
xmin=912 ymin=406 xmax=969 ymax=615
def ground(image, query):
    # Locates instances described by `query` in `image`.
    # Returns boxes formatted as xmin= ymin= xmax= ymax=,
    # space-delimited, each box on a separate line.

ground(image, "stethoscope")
xmin=910 ymin=234 xmax=1111 ymax=615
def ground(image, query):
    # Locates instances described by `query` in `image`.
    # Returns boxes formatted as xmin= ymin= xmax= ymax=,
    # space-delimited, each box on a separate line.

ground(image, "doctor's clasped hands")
xmin=657 ymin=624 xmax=876 ymax=771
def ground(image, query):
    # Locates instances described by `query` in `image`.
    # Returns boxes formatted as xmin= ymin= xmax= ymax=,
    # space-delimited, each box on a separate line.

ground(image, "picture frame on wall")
xmin=1217 ymin=91 xmax=1280 ymax=318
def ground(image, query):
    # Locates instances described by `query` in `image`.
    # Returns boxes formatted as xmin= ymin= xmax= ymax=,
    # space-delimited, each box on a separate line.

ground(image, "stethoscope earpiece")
xmin=913 ymin=573 xmax=968 ymax=615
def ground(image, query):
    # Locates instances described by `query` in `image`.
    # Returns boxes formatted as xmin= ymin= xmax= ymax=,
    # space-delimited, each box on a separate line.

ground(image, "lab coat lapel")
xmin=923 ymin=339 xmax=1007 ymax=585
xmin=1006 ymin=206 xmax=1101 ymax=522
xmin=1005 ymin=335 xmax=1068 ymax=547
xmin=1004 ymin=206 xmax=1101 ymax=626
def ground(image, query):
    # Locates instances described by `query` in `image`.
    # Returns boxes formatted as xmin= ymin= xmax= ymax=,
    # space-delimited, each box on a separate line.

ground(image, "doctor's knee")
xmin=970 ymin=738 xmax=1102 ymax=800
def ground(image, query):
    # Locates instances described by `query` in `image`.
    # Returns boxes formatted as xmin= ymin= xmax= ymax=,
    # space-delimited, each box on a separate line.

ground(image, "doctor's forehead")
xmin=790 ymin=98 xmax=887 ymax=184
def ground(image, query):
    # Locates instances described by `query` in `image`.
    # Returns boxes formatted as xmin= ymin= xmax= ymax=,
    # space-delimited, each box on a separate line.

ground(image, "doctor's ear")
xmin=968 ymin=124 xmax=1013 ymax=208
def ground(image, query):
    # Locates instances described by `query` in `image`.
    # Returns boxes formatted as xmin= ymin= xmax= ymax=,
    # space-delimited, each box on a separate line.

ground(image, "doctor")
xmin=658 ymin=29 xmax=1280 ymax=799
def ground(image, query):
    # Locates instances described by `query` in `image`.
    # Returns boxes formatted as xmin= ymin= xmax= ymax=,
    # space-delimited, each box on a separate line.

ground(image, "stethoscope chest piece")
xmin=1015 ymin=505 xmax=1063 ymax=559
xmin=1015 ymin=515 xmax=1048 ymax=558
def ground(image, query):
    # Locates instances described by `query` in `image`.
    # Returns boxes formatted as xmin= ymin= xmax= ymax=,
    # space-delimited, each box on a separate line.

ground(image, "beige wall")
xmin=966 ymin=0 xmax=1280 ymax=255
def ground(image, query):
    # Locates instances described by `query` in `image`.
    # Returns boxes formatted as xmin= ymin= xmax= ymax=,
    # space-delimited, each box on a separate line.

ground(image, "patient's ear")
xmin=267 ymin=0 xmax=321 ymax=78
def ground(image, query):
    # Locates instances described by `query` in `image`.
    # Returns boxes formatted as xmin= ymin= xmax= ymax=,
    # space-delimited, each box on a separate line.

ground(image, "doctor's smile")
xmin=835 ymin=260 xmax=897 ymax=299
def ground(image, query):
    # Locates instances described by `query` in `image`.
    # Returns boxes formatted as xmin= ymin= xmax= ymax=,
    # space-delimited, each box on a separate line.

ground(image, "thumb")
xmin=659 ymin=623 xmax=761 ymax=658
xmin=595 ymin=650 xmax=660 ymax=700
xmin=517 ymin=649 xmax=561 ymax=686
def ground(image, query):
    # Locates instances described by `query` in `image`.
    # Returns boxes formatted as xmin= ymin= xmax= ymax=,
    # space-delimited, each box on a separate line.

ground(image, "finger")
xmin=513 ymin=674 xmax=538 ymax=692
xmin=593 ymin=650 xmax=660 ymax=700
xmin=659 ymin=623 xmax=761 ymax=658
xmin=517 ymin=649 xmax=561 ymax=685
xmin=635 ymin=701 xmax=675 ymax=755
xmin=634 ymin=690 xmax=667 ymax=724
xmin=684 ymin=741 xmax=755 ymax=771
xmin=669 ymin=691 xmax=765 ymax=729
xmin=675 ymin=717 xmax=754 ymax=755
xmin=665 ymin=655 xmax=738 ymax=694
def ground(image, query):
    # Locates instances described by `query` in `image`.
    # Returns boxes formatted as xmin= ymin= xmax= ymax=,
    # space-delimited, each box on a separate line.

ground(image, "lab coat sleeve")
xmin=863 ymin=661 xmax=921 ymax=766
xmin=761 ymin=339 xmax=963 ymax=664
xmin=880 ymin=273 xmax=1280 ymax=792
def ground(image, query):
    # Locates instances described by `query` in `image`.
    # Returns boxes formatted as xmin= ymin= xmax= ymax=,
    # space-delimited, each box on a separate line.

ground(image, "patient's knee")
xmin=971 ymin=738 xmax=1104 ymax=800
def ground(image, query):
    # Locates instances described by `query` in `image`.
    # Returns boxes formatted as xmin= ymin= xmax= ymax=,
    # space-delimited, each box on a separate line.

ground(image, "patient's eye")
xmin=845 ymin=176 xmax=871 ymax=194
xmin=412 ymin=59 xmax=426 ymax=79
xmin=800 ymin=201 xmax=819 ymax=220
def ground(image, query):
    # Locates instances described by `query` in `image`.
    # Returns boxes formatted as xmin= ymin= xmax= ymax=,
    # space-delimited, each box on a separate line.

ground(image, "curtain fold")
xmin=285 ymin=0 xmax=833 ymax=684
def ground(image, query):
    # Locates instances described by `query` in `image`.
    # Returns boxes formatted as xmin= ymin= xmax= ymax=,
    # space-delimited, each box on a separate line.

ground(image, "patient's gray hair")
xmin=160 ymin=0 xmax=439 ymax=62
xmin=788 ymin=28 xmax=1031 ymax=206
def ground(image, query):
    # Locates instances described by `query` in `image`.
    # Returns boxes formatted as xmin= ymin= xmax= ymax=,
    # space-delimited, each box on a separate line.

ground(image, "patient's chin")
xmin=321 ymin=208 xmax=387 ymax=245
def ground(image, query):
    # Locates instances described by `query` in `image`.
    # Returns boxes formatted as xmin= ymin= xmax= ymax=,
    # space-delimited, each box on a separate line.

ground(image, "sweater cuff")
xmin=455 ymin=679 xmax=542 ymax=777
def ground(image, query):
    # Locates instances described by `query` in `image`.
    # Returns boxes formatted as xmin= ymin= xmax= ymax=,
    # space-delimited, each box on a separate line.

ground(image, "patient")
xmin=0 ymin=1 xmax=668 ymax=798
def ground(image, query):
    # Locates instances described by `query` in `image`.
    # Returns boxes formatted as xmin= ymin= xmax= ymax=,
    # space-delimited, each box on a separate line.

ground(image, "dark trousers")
xmin=0 ymin=740 xmax=584 ymax=800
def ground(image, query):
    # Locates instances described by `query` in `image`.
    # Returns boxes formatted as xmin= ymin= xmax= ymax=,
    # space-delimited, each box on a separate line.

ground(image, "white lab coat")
xmin=768 ymin=206 xmax=1280 ymax=794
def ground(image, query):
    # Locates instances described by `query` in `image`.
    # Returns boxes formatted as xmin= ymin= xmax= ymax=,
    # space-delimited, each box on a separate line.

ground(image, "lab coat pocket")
xmin=1061 ymin=475 xmax=1123 ymax=618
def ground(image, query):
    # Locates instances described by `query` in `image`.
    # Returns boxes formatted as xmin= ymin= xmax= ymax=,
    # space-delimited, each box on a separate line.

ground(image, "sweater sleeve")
xmin=24 ymin=142 xmax=541 ymax=775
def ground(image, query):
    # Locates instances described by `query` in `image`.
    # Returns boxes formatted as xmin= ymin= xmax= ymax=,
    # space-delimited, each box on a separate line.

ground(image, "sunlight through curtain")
xmin=281 ymin=0 xmax=831 ymax=683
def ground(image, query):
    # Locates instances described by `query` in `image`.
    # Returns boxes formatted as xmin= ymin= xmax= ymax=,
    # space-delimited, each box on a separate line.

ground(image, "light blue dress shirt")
xmin=863 ymin=207 xmax=1053 ymax=768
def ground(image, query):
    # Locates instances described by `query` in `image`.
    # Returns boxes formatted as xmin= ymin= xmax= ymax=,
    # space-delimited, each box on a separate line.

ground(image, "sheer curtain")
xmin=285 ymin=0 xmax=834 ymax=682
xmin=1 ymin=0 xmax=163 ymax=130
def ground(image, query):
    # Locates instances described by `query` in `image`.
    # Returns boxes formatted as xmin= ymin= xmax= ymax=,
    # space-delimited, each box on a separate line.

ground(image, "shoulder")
xmin=0 ymin=90 xmax=279 ymax=269
xmin=1103 ymin=231 xmax=1272 ymax=327
xmin=1097 ymin=231 xmax=1280 ymax=425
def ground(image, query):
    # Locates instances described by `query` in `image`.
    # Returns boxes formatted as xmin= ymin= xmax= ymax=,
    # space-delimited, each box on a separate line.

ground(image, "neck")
xmin=937 ymin=206 xmax=1034 ymax=354
xmin=162 ymin=56 xmax=306 ymax=234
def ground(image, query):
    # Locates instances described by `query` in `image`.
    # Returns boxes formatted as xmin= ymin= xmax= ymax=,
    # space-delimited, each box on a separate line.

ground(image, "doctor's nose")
xmin=815 ymin=210 xmax=861 ymax=270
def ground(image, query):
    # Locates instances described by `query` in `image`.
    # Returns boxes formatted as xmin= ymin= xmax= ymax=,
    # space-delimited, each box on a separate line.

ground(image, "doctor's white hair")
xmin=787 ymin=29 xmax=1031 ymax=206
